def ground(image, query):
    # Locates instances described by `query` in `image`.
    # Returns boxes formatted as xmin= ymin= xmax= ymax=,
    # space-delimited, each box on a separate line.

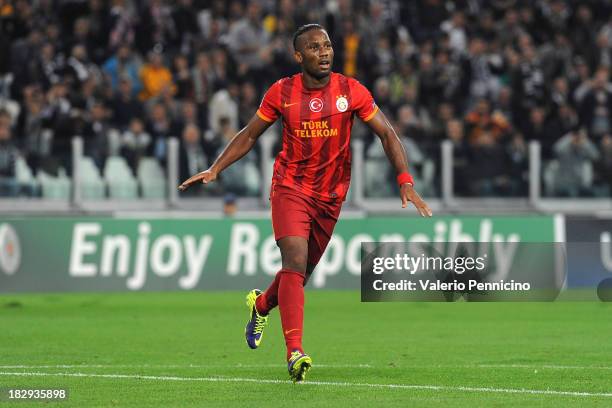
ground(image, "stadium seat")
xmin=364 ymin=160 xmax=393 ymax=197
xmin=103 ymin=156 xmax=138 ymax=199
xmin=78 ymin=156 xmax=106 ymax=199
xmin=15 ymin=156 xmax=39 ymax=195
xmin=107 ymin=129 xmax=122 ymax=156
xmin=37 ymin=168 xmax=71 ymax=199
xmin=418 ymin=159 xmax=436 ymax=197
xmin=137 ymin=157 xmax=166 ymax=199
xmin=222 ymin=159 xmax=261 ymax=196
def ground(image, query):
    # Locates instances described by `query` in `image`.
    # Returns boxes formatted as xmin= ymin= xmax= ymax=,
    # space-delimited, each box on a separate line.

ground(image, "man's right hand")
xmin=178 ymin=169 xmax=217 ymax=191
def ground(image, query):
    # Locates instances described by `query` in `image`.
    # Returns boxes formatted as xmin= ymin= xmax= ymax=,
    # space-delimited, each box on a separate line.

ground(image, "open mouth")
xmin=319 ymin=60 xmax=330 ymax=69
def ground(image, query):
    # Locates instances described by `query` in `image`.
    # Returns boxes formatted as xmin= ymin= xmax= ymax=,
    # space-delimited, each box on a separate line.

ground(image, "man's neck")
xmin=302 ymin=72 xmax=330 ymax=89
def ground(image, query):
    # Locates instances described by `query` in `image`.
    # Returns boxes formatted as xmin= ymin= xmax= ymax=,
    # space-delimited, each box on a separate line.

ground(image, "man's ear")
xmin=294 ymin=50 xmax=303 ymax=64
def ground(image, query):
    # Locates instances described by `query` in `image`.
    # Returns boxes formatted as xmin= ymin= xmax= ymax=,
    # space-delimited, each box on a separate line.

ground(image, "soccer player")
xmin=178 ymin=24 xmax=432 ymax=382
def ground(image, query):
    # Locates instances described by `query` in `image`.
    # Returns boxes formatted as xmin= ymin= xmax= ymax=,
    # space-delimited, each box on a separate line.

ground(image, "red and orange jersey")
xmin=257 ymin=72 xmax=378 ymax=201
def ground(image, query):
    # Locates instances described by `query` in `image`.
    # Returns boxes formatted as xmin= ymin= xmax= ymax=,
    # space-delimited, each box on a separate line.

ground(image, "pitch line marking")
xmin=0 ymin=371 xmax=610 ymax=398
xmin=0 ymin=364 xmax=372 ymax=369
xmin=476 ymin=364 xmax=612 ymax=370
xmin=2 ymin=363 xmax=611 ymax=371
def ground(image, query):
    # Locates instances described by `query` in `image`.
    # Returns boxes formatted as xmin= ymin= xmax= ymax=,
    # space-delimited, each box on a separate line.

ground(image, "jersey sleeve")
xmin=256 ymin=80 xmax=282 ymax=123
xmin=351 ymin=80 xmax=379 ymax=122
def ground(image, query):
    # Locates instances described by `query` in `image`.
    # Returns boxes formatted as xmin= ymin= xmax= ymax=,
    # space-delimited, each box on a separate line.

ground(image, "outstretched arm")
xmin=178 ymin=114 xmax=272 ymax=191
xmin=364 ymin=110 xmax=433 ymax=217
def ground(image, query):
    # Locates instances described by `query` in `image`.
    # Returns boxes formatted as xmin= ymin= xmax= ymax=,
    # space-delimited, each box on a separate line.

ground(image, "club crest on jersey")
xmin=309 ymin=98 xmax=323 ymax=112
xmin=336 ymin=95 xmax=349 ymax=112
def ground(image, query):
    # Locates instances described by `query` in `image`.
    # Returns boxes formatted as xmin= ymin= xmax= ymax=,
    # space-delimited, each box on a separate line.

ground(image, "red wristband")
xmin=397 ymin=172 xmax=414 ymax=187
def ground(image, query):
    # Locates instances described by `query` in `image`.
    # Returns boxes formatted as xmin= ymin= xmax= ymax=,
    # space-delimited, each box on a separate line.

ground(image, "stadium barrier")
xmin=0 ymin=133 xmax=611 ymax=215
xmin=0 ymin=215 xmax=609 ymax=294
xmin=0 ymin=215 xmax=560 ymax=292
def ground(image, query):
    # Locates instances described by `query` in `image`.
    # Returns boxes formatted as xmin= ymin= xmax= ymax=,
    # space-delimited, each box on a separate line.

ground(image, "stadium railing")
xmin=0 ymin=130 xmax=609 ymax=216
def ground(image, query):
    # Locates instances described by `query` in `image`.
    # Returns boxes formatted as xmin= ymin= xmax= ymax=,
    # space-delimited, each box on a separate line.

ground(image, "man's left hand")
xmin=400 ymin=184 xmax=433 ymax=217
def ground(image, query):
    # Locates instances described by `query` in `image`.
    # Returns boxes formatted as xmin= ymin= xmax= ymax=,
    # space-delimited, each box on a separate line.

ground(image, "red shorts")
xmin=270 ymin=184 xmax=343 ymax=265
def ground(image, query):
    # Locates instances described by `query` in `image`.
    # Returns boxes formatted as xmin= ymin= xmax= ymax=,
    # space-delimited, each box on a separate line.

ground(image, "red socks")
xmin=277 ymin=269 xmax=305 ymax=359
xmin=255 ymin=272 xmax=281 ymax=315
xmin=255 ymin=268 xmax=305 ymax=360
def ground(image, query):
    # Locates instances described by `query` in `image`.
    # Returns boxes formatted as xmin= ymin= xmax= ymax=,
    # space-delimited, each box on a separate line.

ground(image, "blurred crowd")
xmin=0 ymin=0 xmax=611 ymax=198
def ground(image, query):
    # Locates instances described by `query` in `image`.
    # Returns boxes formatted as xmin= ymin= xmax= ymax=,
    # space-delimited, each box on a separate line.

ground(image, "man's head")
xmin=181 ymin=101 xmax=196 ymax=121
xmin=530 ymin=106 xmax=546 ymax=125
xmin=90 ymin=101 xmax=106 ymax=121
xmin=293 ymin=24 xmax=333 ymax=80
xmin=446 ymin=119 xmax=464 ymax=142
xmin=0 ymin=124 xmax=11 ymax=142
xmin=0 ymin=110 xmax=12 ymax=129
xmin=117 ymin=45 xmax=131 ymax=61
xmin=182 ymin=124 xmax=200 ymax=145
xmin=119 ymin=76 xmax=132 ymax=96
xmin=149 ymin=45 xmax=164 ymax=67
xmin=593 ymin=67 xmax=610 ymax=90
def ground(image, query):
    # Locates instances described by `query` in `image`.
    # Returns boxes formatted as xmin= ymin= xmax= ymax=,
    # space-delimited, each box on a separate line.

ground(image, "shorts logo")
xmin=336 ymin=95 xmax=349 ymax=112
xmin=309 ymin=98 xmax=323 ymax=113
xmin=0 ymin=223 xmax=21 ymax=275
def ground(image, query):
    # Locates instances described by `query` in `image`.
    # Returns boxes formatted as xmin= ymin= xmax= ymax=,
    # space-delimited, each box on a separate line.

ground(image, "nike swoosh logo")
xmin=284 ymin=329 xmax=300 ymax=335
xmin=282 ymin=102 xmax=298 ymax=108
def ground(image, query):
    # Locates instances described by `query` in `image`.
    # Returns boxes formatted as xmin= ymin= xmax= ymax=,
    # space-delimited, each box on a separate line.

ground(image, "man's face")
xmin=594 ymin=70 xmax=609 ymax=89
xmin=118 ymin=46 xmax=130 ymax=61
xmin=295 ymin=29 xmax=334 ymax=79
xmin=0 ymin=125 xmax=10 ymax=142
xmin=119 ymin=79 xmax=132 ymax=95
xmin=182 ymin=126 xmax=199 ymax=144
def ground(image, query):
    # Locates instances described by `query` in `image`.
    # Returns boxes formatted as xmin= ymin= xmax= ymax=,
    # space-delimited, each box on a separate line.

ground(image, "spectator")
xmin=173 ymin=54 xmax=193 ymax=100
xmin=466 ymin=131 xmax=514 ymax=196
xmin=120 ymin=118 xmax=151 ymax=170
xmin=0 ymin=124 xmax=19 ymax=196
xmin=67 ymin=17 xmax=96 ymax=62
xmin=179 ymin=123 xmax=207 ymax=187
xmin=506 ymin=132 xmax=529 ymax=195
xmin=147 ymin=102 xmax=176 ymax=163
xmin=464 ymin=98 xmax=510 ymax=144
xmin=579 ymin=67 xmax=612 ymax=140
xmin=16 ymin=86 xmax=48 ymax=170
xmin=511 ymin=39 xmax=547 ymax=128
xmin=139 ymin=47 xmax=175 ymax=101
xmin=446 ymin=118 xmax=469 ymax=195
xmin=464 ymin=36 xmax=501 ymax=103
xmin=552 ymin=127 xmax=600 ymax=197
xmin=2 ymin=0 xmax=612 ymax=199
xmin=102 ymin=45 xmax=142 ymax=96
xmin=66 ymin=44 xmax=99 ymax=85
xmin=82 ymin=101 xmax=112 ymax=168
xmin=389 ymin=61 xmax=418 ymax=108
xmin=34 ymin=42 xmax=63 ymax=90
xmin=226 ymin=1 xmax=272 ymax=81
xmin=238 ymin=82 xmax=258 ymax=128
xmin=522 ymin=106 xmax=559 ymax=158
xmin=417 ymin=52 xmax=440 ymax=114
xmin=44 ymin=82 xmax=74 ymax=167
xmin=171 ymin=0 xmax=200 ymax=52
xmin=192 ymin=52 xmax=214 ymax=106
xmin=111 ymin=77 xmax=144 ymax=130
xmin=108 ymin=0 xmax=136 ymax=50
xmin=595 ymin=134 xmax=612 ymax=194
xmin=176 ymin=101 xmax=200 ymax=132
xmin=208 ymin=84 xmax=239 ymax=135
xmin=334 ymin=19 xmax=362 ymax=78
xmin=134 ymin=0 xmax=176 ymax=55
xmin=441 ymin=10 xmax=467 ymax=55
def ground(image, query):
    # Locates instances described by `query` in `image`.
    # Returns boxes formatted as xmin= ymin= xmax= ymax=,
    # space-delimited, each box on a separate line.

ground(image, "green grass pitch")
xmin=0 ymin=291 xmax=610 ymax=407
